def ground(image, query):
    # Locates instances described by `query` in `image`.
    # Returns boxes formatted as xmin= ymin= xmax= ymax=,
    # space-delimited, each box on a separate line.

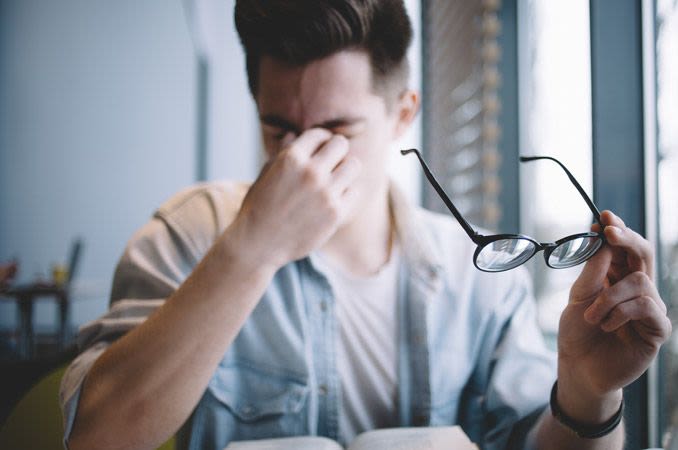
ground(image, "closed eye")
xmin=260 ymin=115 xmax=366 ymax=139
xmin=325 ymin=122 xmax=366 ymax=140
xmin=262 ymin=124 xmax=297 ymax=140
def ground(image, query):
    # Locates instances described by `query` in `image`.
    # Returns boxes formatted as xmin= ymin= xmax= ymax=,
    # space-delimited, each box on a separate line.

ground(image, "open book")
xmin=224 ymin=426 xmax=478 ymax=450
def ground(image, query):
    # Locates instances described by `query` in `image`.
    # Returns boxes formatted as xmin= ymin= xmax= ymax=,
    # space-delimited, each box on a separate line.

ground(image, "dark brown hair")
xmin=234 ymin=0 xmax=413 ymax=98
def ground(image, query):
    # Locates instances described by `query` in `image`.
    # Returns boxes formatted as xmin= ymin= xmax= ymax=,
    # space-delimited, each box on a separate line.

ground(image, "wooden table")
xmin=0 ymin=283 xmax=70 ymax=359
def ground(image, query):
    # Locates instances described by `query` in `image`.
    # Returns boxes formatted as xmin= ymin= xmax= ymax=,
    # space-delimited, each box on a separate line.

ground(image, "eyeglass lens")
xmin=547 ymin=235 xmax=603 ymax=269
xmin=476 ymin=238 xmax=536 ymax=271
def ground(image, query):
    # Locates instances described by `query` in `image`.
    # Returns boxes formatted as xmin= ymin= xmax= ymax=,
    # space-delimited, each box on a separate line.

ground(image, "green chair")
xmin=0 ymin=364 xmax=175 ymax=449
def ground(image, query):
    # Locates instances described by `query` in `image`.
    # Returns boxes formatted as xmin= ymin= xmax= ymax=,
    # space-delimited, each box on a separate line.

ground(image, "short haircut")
xmin=234 ymin=0 xmax=413 ymax=99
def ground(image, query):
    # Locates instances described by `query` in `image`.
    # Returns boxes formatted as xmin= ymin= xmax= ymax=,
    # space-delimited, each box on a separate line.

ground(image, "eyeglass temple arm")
xmin=401 ymin=149 xmax=480 ymax=239
xmin=519 ymin=155 xmax=603 ymax=225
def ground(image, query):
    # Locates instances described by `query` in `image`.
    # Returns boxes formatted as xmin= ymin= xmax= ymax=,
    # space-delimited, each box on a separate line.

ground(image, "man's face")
xmin=255 ymin=50 xmax=412 ymax=204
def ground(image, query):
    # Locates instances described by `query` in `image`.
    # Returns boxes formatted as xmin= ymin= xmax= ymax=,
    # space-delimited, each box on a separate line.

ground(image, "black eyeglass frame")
xmin=402 ymin=149 xmax=605 ymax=272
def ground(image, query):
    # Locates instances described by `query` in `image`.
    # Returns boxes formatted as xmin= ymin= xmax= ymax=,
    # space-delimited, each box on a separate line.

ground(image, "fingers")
xmin=280 ymin=132 xmax=296 ymax=148
xmin=313 ymin=135 xmax=350 ymax=173
xmin=284 ymin=128 xmax=333 ymax=160
xmin=582 ymin=269 xmax=671 ymax=341
xmin=604 ymin=231 xmax=653 ymax=278
xmin=579 ymin=210 xmax=670 ymax=342
xmin=598 ymin=296 xmax=672 ymax=339
xmin=331 ymin=154 xmax=362 ymax=191
xmin=276 ymin=128 xmax=361 ymax=206
xmin=329 ymin=152 xmax=362 ymax=225
xmin=600 ymin=210 xmax=626 ymax=228
xmin=584 ymin=271 xmax=664 ymax=324
xmin=570 ymin=244 xmax=613 ymax=303
xmin=280 ymin=129 xmax=349 ymax=174
xmin=591 ymin=210 xmax=655 ymax=278
xmin=281 ymin=130 xmax=359 ymax=191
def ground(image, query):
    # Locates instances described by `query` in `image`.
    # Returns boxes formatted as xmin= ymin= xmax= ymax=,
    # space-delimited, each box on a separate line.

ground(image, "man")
xmin=61 ymin=1 xmax=671 ymax=449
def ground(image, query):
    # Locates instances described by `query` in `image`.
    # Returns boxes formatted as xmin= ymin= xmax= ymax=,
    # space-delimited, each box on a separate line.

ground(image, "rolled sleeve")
xmin=58 ymin=218 xmax=193 ymax=444
xmin=58 ymin=182 xmax=244 ymax=446
xmin=59 ymin=342 xmax=109 ymax=443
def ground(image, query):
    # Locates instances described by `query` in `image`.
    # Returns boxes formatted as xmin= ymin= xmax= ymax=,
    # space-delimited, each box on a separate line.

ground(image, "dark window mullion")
xmin=590 ymin=0 xmax=647 ymax=448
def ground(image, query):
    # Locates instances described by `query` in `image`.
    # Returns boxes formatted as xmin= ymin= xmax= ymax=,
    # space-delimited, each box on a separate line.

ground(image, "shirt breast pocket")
xmin=201 ymin=362 xmax=310 ymax=443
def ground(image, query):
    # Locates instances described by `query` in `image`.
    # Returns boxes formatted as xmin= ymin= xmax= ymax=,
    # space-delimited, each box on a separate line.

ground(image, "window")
xmin=657 ymin=0 xmax=678 ymax=446
xmin=422 ymin=0 xmax=504 ymax=230
xmin=518 ymin=0 xmax=593 ymax=347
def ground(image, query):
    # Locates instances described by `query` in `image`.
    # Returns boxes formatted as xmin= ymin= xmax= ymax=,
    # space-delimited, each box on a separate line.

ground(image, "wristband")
xmin=550 ymin=381 xmax=624 ymax=439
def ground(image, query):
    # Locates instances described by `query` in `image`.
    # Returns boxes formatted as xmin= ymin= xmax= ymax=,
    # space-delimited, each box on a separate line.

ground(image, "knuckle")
xmin=641 ymin=239 xmax=653 ymax=256
xmin=659 ymin=298 xmax=668 ymax=314
xmin=609 ymin=305 xmax=624 ymax=321
xmin=330 ymin=134 xmax=349 ymax=148
xmin=319 ymin=189 xmax=335 ymax=208
xmin=301 ymin=166 xmax=322 ymax=187
xmin=323 ymin=136 xmax=349 ymax=157
xmin=281 ymin=149 xmax=303 ymax=170
xmin=310 ymin=127 xmax=331 ymax=138
xmin=630 ymin=271 xmax=650 ymax=288
xmin=304 ymin=128 xmax=332 ymax=144
xmin=596 ymin=290 xmax=612 ymax=308
xmin=637 ymin=295 xmax=653 ymax=310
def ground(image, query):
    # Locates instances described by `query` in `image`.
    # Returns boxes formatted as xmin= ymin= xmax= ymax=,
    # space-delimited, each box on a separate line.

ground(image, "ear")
xmin=393 ymin=89 xmax=420 ymax=139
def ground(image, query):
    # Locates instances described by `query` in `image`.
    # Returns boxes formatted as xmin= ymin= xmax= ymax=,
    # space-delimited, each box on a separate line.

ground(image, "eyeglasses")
xmin=402 ymin=149 xmax=605 ymax=272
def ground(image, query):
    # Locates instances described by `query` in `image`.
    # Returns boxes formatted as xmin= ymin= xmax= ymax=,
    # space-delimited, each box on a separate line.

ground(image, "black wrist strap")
xmin=550 ymin=381 xmax=624 ymax=439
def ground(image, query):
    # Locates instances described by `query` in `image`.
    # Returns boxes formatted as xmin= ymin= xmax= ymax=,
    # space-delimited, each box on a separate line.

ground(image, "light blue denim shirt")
xmin=60 ymin=181 xmax=556 ymax=450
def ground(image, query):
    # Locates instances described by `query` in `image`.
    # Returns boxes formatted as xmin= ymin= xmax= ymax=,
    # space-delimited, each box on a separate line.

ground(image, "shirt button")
xmin=413 ymin=334 xmax=424 ymax=344
xmin=320 ymin=301 xmax=328 ymax=312
xmin=318 ymin=384 xmax=328 ymax=395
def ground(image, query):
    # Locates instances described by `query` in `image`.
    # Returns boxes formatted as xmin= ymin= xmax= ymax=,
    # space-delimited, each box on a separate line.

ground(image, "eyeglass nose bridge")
xmin=540 ymin=242 xmax=559 ymax=266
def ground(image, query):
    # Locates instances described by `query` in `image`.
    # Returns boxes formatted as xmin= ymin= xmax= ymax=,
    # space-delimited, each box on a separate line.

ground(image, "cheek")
xmin=349 ymin=125 xmax=391 ymax=156
xmin=345 ymin=137 xmax=372 ymax=165
xmin=346 ymin=131 xmax=390 ymax=173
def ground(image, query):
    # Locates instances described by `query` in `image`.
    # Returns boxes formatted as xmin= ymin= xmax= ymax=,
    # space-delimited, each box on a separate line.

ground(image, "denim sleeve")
xmin=460 ymin=268 xmax=557 ymax=450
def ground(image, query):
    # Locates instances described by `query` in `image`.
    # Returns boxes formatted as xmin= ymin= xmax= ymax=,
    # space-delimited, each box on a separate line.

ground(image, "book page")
xmin=347 ymin=426 xmax=478 ymax=450
xmin=224 ymin=436 xmax=343 ymax=450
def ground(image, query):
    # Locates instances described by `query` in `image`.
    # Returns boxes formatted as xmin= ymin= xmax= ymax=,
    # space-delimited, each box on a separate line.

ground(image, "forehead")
xmin=256 ymin=50 xmax=384 ymax=126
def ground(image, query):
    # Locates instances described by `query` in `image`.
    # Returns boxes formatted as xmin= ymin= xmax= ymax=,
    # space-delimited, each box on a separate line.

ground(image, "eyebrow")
xmin=260 ymin=114 xmax=365 ymax=133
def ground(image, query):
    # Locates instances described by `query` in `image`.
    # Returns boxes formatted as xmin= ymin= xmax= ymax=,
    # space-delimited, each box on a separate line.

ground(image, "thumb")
xmin=570 ymin=243 xmax=613 ymax=304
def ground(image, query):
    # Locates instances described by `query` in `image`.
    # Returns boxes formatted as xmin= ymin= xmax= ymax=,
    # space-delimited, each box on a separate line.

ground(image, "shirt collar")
xmin=388 ymin=181 xmax=444 ymax=294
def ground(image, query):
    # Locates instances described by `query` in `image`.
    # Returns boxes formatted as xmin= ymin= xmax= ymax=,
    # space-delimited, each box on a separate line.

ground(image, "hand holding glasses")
xmin=402 ymin=149 xmax=605 ymax=272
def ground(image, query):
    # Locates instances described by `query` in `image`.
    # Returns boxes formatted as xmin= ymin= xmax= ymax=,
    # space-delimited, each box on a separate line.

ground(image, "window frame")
xmin=422 ymin=0 xmax=658 ymax=446
xmin=590 ymin=0 xmax=653 ymax=448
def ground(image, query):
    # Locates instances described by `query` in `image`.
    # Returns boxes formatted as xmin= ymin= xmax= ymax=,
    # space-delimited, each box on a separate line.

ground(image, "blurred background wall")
xmin=0 ymin=0 xmax=420 ymax=332
xmin=0 ymin=0 xmax=244 ymax=330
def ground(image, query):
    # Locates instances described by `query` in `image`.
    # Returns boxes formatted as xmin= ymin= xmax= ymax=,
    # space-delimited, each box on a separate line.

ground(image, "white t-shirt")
xmin=312 ymin=245 xmax=401 ymax=444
